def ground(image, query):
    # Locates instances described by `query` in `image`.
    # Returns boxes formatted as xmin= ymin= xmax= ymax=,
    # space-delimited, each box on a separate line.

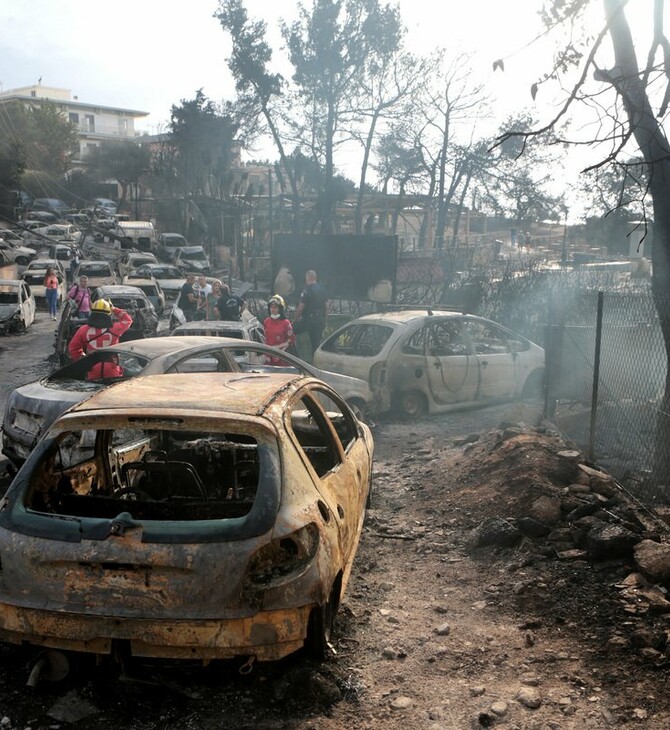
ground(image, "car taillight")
xmin=369 ymin=361 xmax=387 ymax=388
xmin=247 ymin=523 xmax=320 ymax=586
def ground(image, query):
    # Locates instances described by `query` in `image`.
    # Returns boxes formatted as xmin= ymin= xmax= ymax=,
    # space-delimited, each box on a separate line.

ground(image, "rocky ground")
xmin=1 ymin=319 xmax=670 ymax=728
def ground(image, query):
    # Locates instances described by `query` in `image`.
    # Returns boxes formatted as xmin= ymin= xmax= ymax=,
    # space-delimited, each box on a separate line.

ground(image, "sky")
xmin=0 ymin=0 xmax=610 ymax=211
xmin=0 ymin=0 xmax=552 ymax=131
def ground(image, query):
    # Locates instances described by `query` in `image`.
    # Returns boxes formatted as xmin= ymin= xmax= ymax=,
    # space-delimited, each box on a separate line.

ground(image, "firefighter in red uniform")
xmin=68 ymin=299 xmax=133 ymax=379
xmin=263 ymin=295 xmax=295 ymax=365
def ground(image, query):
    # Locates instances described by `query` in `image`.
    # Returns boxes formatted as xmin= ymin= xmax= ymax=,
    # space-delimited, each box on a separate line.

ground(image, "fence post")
xmin=543 ymin=290 xmax=564 ymax=421
xmin=588 ymin=291 xmax=604 ymax=460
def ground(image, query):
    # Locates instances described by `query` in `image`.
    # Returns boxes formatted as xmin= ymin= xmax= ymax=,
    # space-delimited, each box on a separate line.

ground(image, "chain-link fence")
xmin=544 ymin=289 xmax=669 ymax=502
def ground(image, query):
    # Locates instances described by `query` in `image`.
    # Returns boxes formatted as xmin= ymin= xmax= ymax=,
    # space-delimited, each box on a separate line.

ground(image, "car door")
xmin=464 ymin=320 xmax=517 ymax=399
xmin=423 ymin=318 xmax=480 ymax=405
xmin=287 ymin=386 xmax=370 ymax=564
xmin=20 ymin=282 xmax=35 ymax=326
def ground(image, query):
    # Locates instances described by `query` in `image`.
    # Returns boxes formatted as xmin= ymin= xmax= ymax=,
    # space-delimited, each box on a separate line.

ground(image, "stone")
xmin=529 ymin=496 xmax=562 ymax=524
xmin=490 ymin=701 xmax=508 ymax=716
xmin=517 ymin=517 xmax=551 ymax=538
xmin=516 ymin=686 xmax=542 ymax=709
xmin=470 ymin=517 xmax=522 ymax=548
xmin=634 ymin=540 xmax=670 ymax=583
xmin=470 ymin=685 xmax=486 ymax=697
xmin=390 ymin=696 xmax=413 ymax=710
xmin=48 ymin=691 xmax=99 ymax=724
xmin=434 ymin=623 xmax=451 ymax=636
xmin=586 ymin=522 xmax=640 ymax=561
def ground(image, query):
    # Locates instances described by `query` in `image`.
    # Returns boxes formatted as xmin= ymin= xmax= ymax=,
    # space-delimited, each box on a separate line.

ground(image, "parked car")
xmin=0 ymin=279 xmax=36 ymax=334
xmin=133 ymin=263 xmax=185 ymax=300
xmin=73 ymin=260 xmax=118 ymax=287
xmin=20 ymin=259 xmax=67 ymax=308
xmin=90 ymin=284 xmax=159 ymax=339
xmin=31 ymin=198 xmax=71 ymax=217
xmin=31 ymin=224 xmax=81 ymax=244
xmin=0 ymin=240 xmax=36 ymax=270
xmin=171 ymin=318 xmax=265 ymax=342
xmin=62 ymin=213 xmax=90 ymax=227
xmin=121 ymin=276 xmax=166 ymax=316
xmin=313 ymin=310 xmax=546 ymax=418
xmin=37 ymin=243 xmax=82 ymax=269
xmin=157 ymin=232 xmax=187 ymax=262
xmin=117 ymin=251 xmax=158 ymax=278
xmin=173 ymin=245 xmax=211 ymax=275
xmin=221 ymin=342 xmax=375 ymax=419
xmin=2 ymin=336 xmax=246 ymax=466
xmin=0 ymin=371 xmax=373 ymax=661
xmin=88 ymin=197 xmax=117 ymax=216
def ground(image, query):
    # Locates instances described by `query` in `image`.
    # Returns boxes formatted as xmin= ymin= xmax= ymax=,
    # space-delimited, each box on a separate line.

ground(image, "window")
xmin=322 ymin=323 xmax=393 ymax=356
xmin=465 ymin=321 xmax=510 ymax=355
xmin=84 ymin=114 xmax=95 ymax=132
xmin=69 ymin=112 xmax=79 ymax=124
xmin=427 ymin=320 xmax=469 ymax=356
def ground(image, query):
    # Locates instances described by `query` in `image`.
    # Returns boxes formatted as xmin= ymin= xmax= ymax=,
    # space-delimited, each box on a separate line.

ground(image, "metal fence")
xmin=544 ymin=289 xmax=669 ymax=502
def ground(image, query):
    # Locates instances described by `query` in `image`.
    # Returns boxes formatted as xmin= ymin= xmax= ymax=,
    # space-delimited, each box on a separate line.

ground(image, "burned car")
xmin=0 ymin=372 xmax=374 ymax=662
xmin=53 ymin=284 xmax=159 ymax=365
xmin=2 ymin=336 xmax=244 ymax=467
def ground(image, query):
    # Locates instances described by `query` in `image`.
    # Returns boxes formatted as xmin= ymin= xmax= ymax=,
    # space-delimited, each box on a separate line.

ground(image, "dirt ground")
xmin=1 ymin=316 xmax=670 ymax=728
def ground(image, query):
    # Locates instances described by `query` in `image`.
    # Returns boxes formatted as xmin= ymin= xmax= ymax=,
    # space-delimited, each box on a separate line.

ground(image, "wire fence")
xmin=542 ymin=289 xmax=669 ymax=502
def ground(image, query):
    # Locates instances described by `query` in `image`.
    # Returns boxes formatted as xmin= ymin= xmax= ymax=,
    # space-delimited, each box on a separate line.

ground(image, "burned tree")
xmin=496 ymin=0 xmax=670 ymax=483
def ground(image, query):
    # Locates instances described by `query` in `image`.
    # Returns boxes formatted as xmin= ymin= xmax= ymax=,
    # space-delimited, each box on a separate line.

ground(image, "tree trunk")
xmin=604 ymin=0 xmax=670 ymax=483
xmin=355 ymin=110 xmax=381 ymax=235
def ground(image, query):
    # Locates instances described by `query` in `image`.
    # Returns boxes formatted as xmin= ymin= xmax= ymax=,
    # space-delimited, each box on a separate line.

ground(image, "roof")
xmin=101 ymin=335 xmax=251 ymax=359
xmin=354 ymin=309 xmax=464 ymax=325
xmin=174 ymin=321 xmax=255 ymax=332
xmin=67 ymin=372 xmax=302 ymax=417
xmin=96 ymin=284 xmax=143 ymax=295
xmin=0 ymin=279 xmax=20 ymax=288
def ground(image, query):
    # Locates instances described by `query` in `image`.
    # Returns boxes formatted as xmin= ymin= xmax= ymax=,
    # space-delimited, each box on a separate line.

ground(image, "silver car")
xmin=313 ymin=309 xmax=545 ymax=418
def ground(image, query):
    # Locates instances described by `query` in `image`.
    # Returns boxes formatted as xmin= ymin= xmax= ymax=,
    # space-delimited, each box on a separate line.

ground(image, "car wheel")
xmin=15 ymin=319 xmax=26 ymax=334
xmin=305 ymin=584 xmax=339 ymax=659
xmin=521 ymin=369 xmax=545 ymax=401
xmin=397 ymin=390 xmax=427 ymax=420
xmin=346 ymin=398 xmax=367 ymax=423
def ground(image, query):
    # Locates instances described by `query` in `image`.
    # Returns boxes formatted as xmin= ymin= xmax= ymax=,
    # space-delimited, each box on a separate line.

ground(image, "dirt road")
xmin=0 ymin=319 xmax=668 ymax=728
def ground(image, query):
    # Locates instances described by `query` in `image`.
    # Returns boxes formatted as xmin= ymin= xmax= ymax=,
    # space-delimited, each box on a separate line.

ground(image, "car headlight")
xmin=246 ymin=523 xmax=320 ymax=587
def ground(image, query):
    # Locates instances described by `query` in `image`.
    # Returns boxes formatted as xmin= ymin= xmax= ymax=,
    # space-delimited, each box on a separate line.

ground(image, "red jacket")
xmin=68 ymin=308 xmax=133 ymax=361
xmin=86 ymin=359 xmax=124 ymax=381
xmin=263 ymin=316 xmax=294 ymax=364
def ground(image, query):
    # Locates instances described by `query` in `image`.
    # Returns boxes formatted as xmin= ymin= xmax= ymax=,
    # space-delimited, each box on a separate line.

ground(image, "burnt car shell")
xmin=0 ymin=373 xmax=373 ymax=662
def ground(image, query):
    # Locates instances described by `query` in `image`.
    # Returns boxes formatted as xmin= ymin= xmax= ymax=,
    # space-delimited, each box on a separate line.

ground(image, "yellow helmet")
xmin=268 ymin=294 xmax=285 ymax=309
xmin=91 ymin=299 xmax=113 ymax=314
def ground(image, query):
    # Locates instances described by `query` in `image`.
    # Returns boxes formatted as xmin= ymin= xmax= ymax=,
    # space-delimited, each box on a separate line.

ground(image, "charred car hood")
xmin=0 ymin=304 xmax=20 ymax=322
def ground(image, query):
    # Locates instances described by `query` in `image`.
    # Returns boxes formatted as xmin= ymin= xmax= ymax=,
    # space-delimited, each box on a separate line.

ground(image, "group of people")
xmin=179 ymin=274 xmax=245 ymax=323
xmin=263 ymin=270 xmax=328 ymax=360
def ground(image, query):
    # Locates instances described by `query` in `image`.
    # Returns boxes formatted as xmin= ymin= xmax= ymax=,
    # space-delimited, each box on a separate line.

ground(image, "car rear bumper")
xmin=0 ymin=601 xmax=312 ymax=661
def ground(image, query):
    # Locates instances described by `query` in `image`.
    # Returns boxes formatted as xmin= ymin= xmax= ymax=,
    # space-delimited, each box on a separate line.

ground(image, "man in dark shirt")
xmin=179 ymin=273 xmax=197 ymax=322
xmin=216 ymin=283 xmax=245 ymax=321
xmin=294 ymin=270 xmax=327 ymax=358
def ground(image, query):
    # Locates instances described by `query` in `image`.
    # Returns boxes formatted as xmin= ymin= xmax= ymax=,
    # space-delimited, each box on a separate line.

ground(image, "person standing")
xmin=294 ymin=270 xmax=327 ymax=358
xmin=178 ymin=273 xmax=197 ymax=322
xmin=204 ymin=280 xmax=223 ymax=320
xmin=66 ymin=275 xmax=91 ymax=319
xmin=194 ymin=274 xmax=212 ymax=321
xmin=43 ymin=267 xmax=60 ymax=320
xmin=67 ymin=299 xmax=133 ymax=364
xmin=216 ymin=283 xmax=245 ymax=321
xmin=69 ymin=250 xmax=80 ymax=284
xmin=263 ymin=295 xmax=294 ymax=364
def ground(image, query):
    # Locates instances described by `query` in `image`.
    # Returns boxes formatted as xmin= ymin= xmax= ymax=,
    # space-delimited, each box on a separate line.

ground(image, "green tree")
xmin=283 ymin=0 xmax=403 ymax=234
xmin=85 ymin=141 xmax=152 ymax=213
xmin=167 ymin=90 xmax=238 ymax=199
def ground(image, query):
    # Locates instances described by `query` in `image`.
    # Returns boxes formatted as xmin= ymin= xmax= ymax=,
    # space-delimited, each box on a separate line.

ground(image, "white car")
xmin=133 ymin=263 xmax=185 ymax=300
xmin=117 ymin=251 xmax=159 ymax=278
xmin=0 ymin=279 xmax=36 ymax=334
xmin=313 ymin=310 xmax=545 ymax=418
xmin=122 ymin=276 xmax=166 ymax=316
xmin=73 ymin=260 xmax=118 ymax=287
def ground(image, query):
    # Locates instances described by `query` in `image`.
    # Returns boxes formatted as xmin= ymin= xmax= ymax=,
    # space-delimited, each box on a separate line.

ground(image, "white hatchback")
xmin=313 ymin=310 xmax=545 ymax=418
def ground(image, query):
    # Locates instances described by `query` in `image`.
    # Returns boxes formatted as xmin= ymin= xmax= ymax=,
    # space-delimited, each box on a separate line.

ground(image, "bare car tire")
xmin=397 ymin=390 xmax=427 ymax=420
xmin=346 ymin=398 xmax=367 ymax=423
xmin=305 ymin=587 xmax=338 ymax=659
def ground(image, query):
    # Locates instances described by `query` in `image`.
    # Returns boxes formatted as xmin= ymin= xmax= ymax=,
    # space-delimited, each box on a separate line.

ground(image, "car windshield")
xmin=182 ymin=250 xmax=206 ymax=261
xmin=321 ymin=323 xmax=394 ymax=356
xmin=50 ymin=352 xmax=150 ymax=385
xmin=81 ymin=264 xmax=111 ymax=275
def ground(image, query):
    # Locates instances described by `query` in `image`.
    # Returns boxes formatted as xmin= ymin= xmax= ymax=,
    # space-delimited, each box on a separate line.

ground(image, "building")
xmin=0 ymin=84 xmax=149 ymax=162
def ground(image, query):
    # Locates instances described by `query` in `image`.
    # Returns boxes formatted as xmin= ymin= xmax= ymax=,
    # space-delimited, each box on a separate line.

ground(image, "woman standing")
xmin=44 ymin=267 xmax=60 ymax=320
xmin=263 ymin=295 xmax=294 ymax=365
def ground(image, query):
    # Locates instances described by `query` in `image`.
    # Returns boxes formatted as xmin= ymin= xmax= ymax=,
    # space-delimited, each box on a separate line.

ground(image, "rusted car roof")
xmin=63 ymin=371 xmax=304 ymax=418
